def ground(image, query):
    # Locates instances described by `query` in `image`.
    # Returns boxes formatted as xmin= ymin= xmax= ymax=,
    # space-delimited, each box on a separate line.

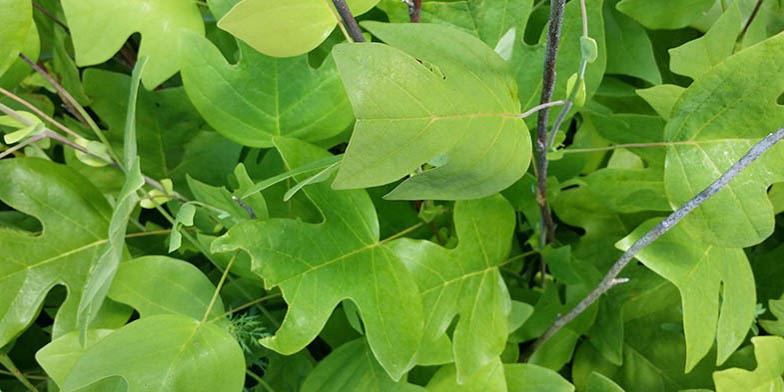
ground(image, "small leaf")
xmin=74 ymin=137 xmax=112 ymax=168
xmin=495 ymin=28 xmax=516 ymax=62
xmin=566 ymin=73 xmax=587 ymax=107
xmin=218 ymin=0 xmax=378 ymax=57
xmin=580 ymin=36 xmax=598 ymax=64
xmin=713 ymin=336 xmax=784 ymax=392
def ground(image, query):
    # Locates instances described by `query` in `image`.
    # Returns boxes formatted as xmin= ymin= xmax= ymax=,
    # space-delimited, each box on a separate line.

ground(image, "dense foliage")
xmin=1 ymin=0 xmax=784 ymax=391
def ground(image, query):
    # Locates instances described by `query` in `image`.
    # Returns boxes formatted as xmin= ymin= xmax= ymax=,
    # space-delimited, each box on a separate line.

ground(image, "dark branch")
xmin=738 ymin=0 xmax=764 ymax=44
xmin=32 ymin=0 xmax=69 ymax=33
xmin=527 ymin=125 xmax=784 ymax=356
xmin=410 ymin=0 xmax=422 ymax=23
xmin=331 ymin=0 xmax=366 ymax=43
xmin=535 ymin=0 xmax=566 ymax=247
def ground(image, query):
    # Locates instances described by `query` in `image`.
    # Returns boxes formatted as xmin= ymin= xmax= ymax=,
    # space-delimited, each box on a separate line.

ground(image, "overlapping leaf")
xmin=218 ymin=0 xmax=378 ymax=57
xmin=664 ymin=32 xmax=784 ymax=248
xmin=427 ymin=358 xmax=574 ymax=392
xmin=212 ymin=137 xmax=424 ymax=380
xmin=617 ymin=219 xmax=756 ymax=371
xmin=0 ymin=159 xmax=112 ymax=347
xmin=61 ymin=0 xmax=204 ymax=89
xmin=0 ymin=0 xmax=32 ymax=76
xmin=603 ymin=0 xmax=660 ymax=84
xmin=333 ymin=22 xmax=530 ymax=200
xmin=713 ymin=336 xmax=784 ymax=392
xmin=388 ymin=195 xmax=515 ymax=380
xmin=181 ymin=35 xmax=354 ymax=147
xmin=616 ymin=0 xmax=715 ymax=29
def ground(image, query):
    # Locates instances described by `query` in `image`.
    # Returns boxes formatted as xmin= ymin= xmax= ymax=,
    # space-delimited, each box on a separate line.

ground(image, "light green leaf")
xmin=664 ymin=32 xmax=784 ymax=248
xmin=301 ymin=339 xmax=426 ymax=392
xmin=426 ymin=359 xmax=507 ymax=392
xmin=77 ymin=57 xmax=147 ymax=339
xmin=56 ymin=315 xmax=244 ymax=392
xmin=218 ymin=0 xmax=378 ymax=57
xmin=107 ymin=256 xmax=226 ymax=321
xmin=378 ymin=0 xmax=533 ymax=48
xmin=587 ymin=372 xmax=624 ymax=392
xmin=333 ymin=22 xmax=531 ymax=200
xmin=635 ymin=84 xmax=685 ymax=121
xmin=617 ymin=219 xmax=756 ymax=371
xmin=504 ymin=363 xmax=575 ymax=392
xmin=211 ymin=137 xmax=424 ymax=380
xmin=181 ymin=34 xmax=354 ymax=147
xmin=36 ymin=329 xmax=115 ymax=387
xmin=61 ymin=0 xmax=205 ymax=89
xmin=427 ymin=358 xmax=575 ymax=392
xmin=0 ymin=159 xmax=112 ymax=347
xmin=389 ymin=195 xmax=514 ymax=379
xmin=669 ymin=2 xmax=743 ymax=80
xmin=603 ymin=0 xmax=661 ymax=84
xmin=713 ymin=336 xmax=784 ymax=392
xmin=616 ymin=0 xmax=715 ymax=29
xmin=0 ymin=16 xmax=39 ymax=89
xmin=0 ymin=0 xmax=32 ymax=76
xmin=761 ymin=294 xmax=784 ymax=337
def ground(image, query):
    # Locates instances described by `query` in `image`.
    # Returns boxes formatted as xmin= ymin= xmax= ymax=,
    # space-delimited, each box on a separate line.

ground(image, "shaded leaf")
xmin=603 ymin=0 xmax=661 ymax=84
xmin=713 ymin=336 xmax=784 ymax=392
xmin=616 ymin=0 xmax=715 ymax=30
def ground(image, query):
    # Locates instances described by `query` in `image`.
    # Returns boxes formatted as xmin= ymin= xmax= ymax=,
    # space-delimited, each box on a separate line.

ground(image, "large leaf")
xmin=617 ymin=219 xmax=756 ymax=371
xmin=211 ymin=137 xmax=424 ymax=380
xmin=713 ymin=336 xmax=784 ymax=392
xmin=61 ymin=0 xmax=205 ymax=88
xmin=181 ymin=35 xmax=354 ymax=147
xmin=218 ymin=0 xmax=378 ymax=57
xmin=616 ymin=0 xmax=715 ymax=29
xmin=332 ymin=22 xmax=530 ymax=200
xmin=664 ymin=32 xmax=784 ymax=248
xmin=0 ymin=159 xmax=112 ymax=347
xmin=389 ymin=195 xmax=515 ymax=380
xmin=603 ymin=0 xmax=660 ymax=84
xmin=301 ymin=338 xmax=426 ymax=392
xmin=378 ymin=0 xmax=534 ymax=48
xmin=0 ymin=0 xmax=32 ymax=76
xmin=82 ymin=69 xmax=241 ymax=193
xmin=37 ymin=256 xmax=242 ymax=391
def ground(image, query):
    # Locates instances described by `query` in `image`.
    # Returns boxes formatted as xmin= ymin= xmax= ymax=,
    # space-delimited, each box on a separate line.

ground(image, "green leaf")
xmin=53 ymin=315 xmax=245 ymax=392
xmin=617 ymin=219 xmax=756 ymax=371
xmin=77 ymin=57 xmax=147 ymax=340
xmin=0 ymin=0 xmax=32 ymax=76
xmin=0 ymin=159 xmax=112 ymax=347
xmin=61 ymin=0 xmax=205 ymax=89
xmin=301 ymin=338 xmax=426 ymax=392
xmin=0 ymin=16 xmax=39 ymax=89
xmin=378 ymin=0 xmax=534 ymax=48
xmin=761 ymin=294 xmax=784 ymax=337
xmin=332 ymin=22 xmax=531 ymax=200
xmin=669 ymin=2 xmax=743 ymax=80
xmin=664 ymin=32 xmax=784 ymax=248
xmin=35 ymin=329 xmax=115 ymax=387
xmin=603 ymin=0 xmax=661 ymax=84
xmin=217 ymin=0 xmax=378 ymax=57
xmin=713 ymin=336 xmax=784 ymax=392
xmin=427 ymin=358 xmax=575 ymax=392
xmin=584 ymin=168 xmax=671 ymax=213
xmin=211 ymin=137 xmax=424 ymax=380
xmin=181 ymin=35 xmax=354 ymax=147
xmin=389 ymin=195 xmax=515 ymax=380
xmin=616 ymin=0 xmax=715 ymax=30
xmin=107 ymin=256 xmax=226 ymax=321
xmin=635 ymin=84 xmax=685 ymax=121
xmin=587 ymin=372 xmax=624 ymax=392
xmin=82 ymin=68 xmax=242 ymax=194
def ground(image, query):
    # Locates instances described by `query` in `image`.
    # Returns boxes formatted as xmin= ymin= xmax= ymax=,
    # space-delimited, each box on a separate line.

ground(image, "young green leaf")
xmin=333 ymin=22 xmax=531 ymax=200
xmin=181 ymin=35 xmax=354 ymax=148
xmin=0 ymin=0 xmax=32 ymax=76
xmin=61 ymin=0 xmax=205 ymax=88
xmin=617 ymin=219 xmax=756 ymax=371
xmin=388 ymin=195 xmax=516 ymax=380
xmin=211 ymin=137 xmax=424 ymax=380
xmin=0 ymin=159 xmax=112 ymax=347
xmin=713 ymin=336 xmax=784 ymax=392
xmin=217 ymin=0 xmax=378 ymax=57
xmin=664 ymin=32 xmax=784 ymax=248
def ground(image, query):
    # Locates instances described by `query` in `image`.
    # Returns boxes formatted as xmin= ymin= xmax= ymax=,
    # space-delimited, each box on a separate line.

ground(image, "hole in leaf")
xmin=0 ymin=200 xmax=43 ymax=235
xmin=777 ymin=91 xmax=784 ymax=105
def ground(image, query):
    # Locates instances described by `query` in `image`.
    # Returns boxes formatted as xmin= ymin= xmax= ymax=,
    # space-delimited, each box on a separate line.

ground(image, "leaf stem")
xmin=0 ymin=87 xmax=82 ymax=139
xmin=32 ymin=0 xmax=69 ymax=33
xmin=520 ymin=100 xmax=566 ymax=119
xmin=0 ymin=353 xmax=39 ymax=392
xmin=211 ymin=293 xmax=283 ymax=322
xmin=527 ymin=125 xmax=784 ymax=357
xmin=738 ymin=0 xmax=764 ymax=45
xmin=201 ymin=252 xmax=237 ymax=323
xmin=0 ymin=134 xmax=47 ymax=159
xmin=535 ymin=0 xmax=566 ymax=247
xmin=330 ymin=0 xmax=366 ymax=43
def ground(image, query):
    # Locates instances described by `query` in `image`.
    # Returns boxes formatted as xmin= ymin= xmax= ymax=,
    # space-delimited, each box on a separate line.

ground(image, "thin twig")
xmin=32 ymin=0 xmax=69 ymax=33
xmin=738 ymin=0 xmax=764 ymax=44
xmin=331 ymin=0 xmax=366 ymax=42
xmin=527 ymin=125 xmax=784 ymax=357
xmin=0 ymin=353 xmax=39 ymax=392
xmin=535 ymin=0 xmax=566 ymax=247
xmin=0 ymin=134 xmax=46 ymax=159
xmin=520 ymin=100 xmax=566 ymax=119
xmin=201 ymin=253 xmax=238 ymax=323
xmin=0 ymin=87 xmax=82 ymax=139
xmin=410 ymin=0 xmax=422 ymax=22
